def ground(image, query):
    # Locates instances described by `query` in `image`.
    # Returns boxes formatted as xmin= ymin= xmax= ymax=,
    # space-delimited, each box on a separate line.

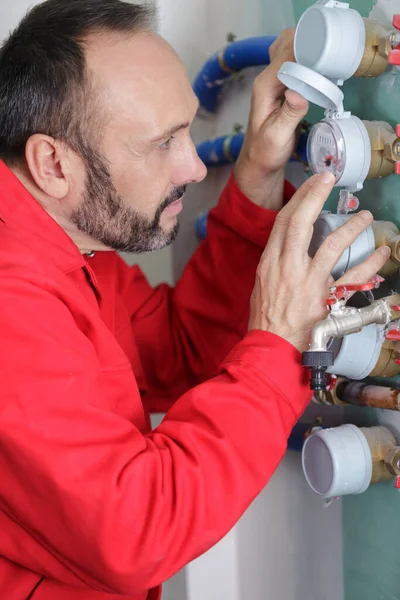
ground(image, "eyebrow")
xmin=150 ymin=122 xmax=191 ymax=144
xmin=150 ymin=100 xmax=200 ymax=144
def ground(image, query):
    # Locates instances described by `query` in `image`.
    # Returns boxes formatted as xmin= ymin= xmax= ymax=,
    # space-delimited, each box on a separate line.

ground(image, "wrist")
xmin=233 ymin=166 xmax=285 ymax=210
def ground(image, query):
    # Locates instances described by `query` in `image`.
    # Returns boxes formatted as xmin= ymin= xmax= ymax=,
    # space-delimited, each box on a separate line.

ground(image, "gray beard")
xmin=72 ymin=149 xmax=184 ymax=253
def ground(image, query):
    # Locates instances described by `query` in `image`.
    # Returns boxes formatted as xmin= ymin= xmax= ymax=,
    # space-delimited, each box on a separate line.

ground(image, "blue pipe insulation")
xmin=193 ymin=36 xmax=277 ymax=113
xmin=287 ymin=423 xmax=312 ymax=453
xmin=196 ymin=132 xmax=245 ymax=166
xmin=196 ymin=130 xmax=309 ymax=167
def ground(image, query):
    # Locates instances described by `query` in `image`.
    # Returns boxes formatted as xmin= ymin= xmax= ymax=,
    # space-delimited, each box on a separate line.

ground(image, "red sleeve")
xmin=119 ymin=175 xmax=296 ymax=412
xmin=0 ymin=276 xmax=311 ymax=593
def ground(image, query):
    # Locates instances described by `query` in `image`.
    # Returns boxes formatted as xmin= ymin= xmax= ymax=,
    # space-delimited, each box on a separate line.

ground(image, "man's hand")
xmin=234 ymin=28 xmax=309 ymax=210
xmin=249 ymin=172 xmax=391 ymax=353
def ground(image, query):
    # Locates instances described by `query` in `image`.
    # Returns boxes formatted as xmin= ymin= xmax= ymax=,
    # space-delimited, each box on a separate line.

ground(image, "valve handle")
xmin=326 ymin=282 xmax=375 ymax=306
xmin=386 ymin=329 xmax=400 ymax=341
xmin=396 ymin=162 xmax=400 ymax=175
xmin=396 ymin=124 xmax=400 ymax=137
xmin=326 ymin=373 xmax=337 ymax=391
xmin=389 ymin=49 xmax=400 ymax=65
xmin=393 ymin=15 xmax=400 ymax=30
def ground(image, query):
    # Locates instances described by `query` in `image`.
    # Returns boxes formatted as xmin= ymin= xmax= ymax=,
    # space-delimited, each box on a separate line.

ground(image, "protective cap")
xmin=309 ymin=213 xmax=375 ymax=279
xmin=277 ymin=62 xmax=344 ymax=111
xmin=302 ymin=424 xmax=372 ymax=497
xmin=294 ymin=1 xmax=366 ymax=84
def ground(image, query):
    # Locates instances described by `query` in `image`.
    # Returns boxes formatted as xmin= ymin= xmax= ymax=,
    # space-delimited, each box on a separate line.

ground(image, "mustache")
xmin=165 ymin=185 xmax=187 ymax=206
xmin=153 ymin=185 xmax=187 ymax=225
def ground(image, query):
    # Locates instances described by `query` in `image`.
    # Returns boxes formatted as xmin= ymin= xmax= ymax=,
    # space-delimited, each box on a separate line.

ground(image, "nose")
xmin=192 ymin=153 xmax=208 ymax=183
xmin=175 ymin=139 xmax=208 ymax=186
xmin=186 ymin=138 xmax=207 ymax=184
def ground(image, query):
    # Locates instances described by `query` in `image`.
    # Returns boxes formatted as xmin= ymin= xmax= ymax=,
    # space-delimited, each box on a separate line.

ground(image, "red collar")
xmin=0 ymin=160 xmax=86 ymax=274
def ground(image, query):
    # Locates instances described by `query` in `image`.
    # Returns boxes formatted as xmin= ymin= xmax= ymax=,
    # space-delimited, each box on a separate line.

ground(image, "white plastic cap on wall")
xmin=327 ymin=323 xmax=385 ymax=380
xmin=302 ymin=424 xmax=372 ymax=497
xmin=309 ymin=213 xmax=375 ymax=279
xmin=294 ymin=0 xmax=366 ymax=85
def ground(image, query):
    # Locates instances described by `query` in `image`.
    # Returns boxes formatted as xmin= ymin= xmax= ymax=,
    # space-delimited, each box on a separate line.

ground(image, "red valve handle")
xmin=326 ymin=374 xmax=337 ymax=391
xmin=396 ymin=162 xmax=400 ymax=175
xmin=396 ymin=124 xmax=400 ymax=137
xmin=326 ymin=282 xmax=375 ymax=306
xmin=389 ymin=49 xmax=400 ymax=65
xmin=386 ymin=329 xmax=400 ymax=341
xmin=393 ymin=15 xmax=400 ymax=30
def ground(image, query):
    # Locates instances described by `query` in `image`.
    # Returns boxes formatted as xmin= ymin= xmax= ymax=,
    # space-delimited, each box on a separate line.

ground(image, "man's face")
xmin=70 ymin=32 xmax=207 ymax=253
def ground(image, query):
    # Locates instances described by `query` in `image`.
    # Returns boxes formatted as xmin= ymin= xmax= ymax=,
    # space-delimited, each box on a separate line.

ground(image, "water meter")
xmin=278 ymin=1 xmax=400 ymax=194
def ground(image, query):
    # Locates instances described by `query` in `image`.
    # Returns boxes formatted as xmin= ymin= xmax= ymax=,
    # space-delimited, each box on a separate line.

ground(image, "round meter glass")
xmin=307 ymin=121 xmax=346 ymax=182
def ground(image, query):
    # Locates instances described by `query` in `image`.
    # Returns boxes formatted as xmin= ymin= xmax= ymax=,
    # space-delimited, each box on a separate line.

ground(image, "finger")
xmin=269 ymin=172 xmax=335 ymax=255
xmin=269 ymin=29 xmax=295 ymax=62
xmin=268 ymin=90 xmax=309 ymax=139
xmin=251 ymin=51 xmax=301 ymax=124
xmin=335 ymin=246 xmax=391 ymax=287
xmin=311 ymin=210 xmax=375 ymax=278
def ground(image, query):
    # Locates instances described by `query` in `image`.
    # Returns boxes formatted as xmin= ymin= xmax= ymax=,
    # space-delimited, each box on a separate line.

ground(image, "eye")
xmin=159 ymin=136 xmax=175 ymax=151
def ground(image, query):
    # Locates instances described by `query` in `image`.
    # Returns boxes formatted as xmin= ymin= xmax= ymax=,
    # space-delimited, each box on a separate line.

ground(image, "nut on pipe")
xmin=362 ymin=426 xmax=398 ymax=484
xmin=370 ymin=340 xmax=400 ymax=378
xmin=384 ymin=446 xmax=400 ymax=477
xmin=365 ymin=121 xmax=396 ymax=181
xmin=354 ymin=18 xmax=392 ymax=78
xmin=371 ymin=220 xmax=399 ymax=277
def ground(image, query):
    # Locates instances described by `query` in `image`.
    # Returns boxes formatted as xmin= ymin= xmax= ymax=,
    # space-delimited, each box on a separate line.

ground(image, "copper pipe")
xmin=337 ymin=380 xmax=400 ymax=411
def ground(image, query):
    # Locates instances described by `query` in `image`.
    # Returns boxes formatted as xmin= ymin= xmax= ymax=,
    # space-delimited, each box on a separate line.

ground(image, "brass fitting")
xmin=371 ymin=220 xmax=400 ymax=277
xmin=365 ymin=121 xmax=397 ymax=181
xmin=362 ymin=427 xmax=398 ymax=484
xmin=370 ymin=340 xmax=400 ymax=378
xmin=389 ymin=234 xmax=400 ymax=266
xmin=354 ymin=19 xmax=392 ymax=78
xmin=384 ymin=446 xmax=400 ymax=476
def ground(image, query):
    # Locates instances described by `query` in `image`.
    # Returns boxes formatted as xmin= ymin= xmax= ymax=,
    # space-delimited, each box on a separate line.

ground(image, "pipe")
xmin=196 ymin=132 xmax=245 ymax=166
xmin=196 ymin=130 xmax=309 ymax=167
xmin=337 ymin=380 xmax=400 ymax=411
xmin=193 ymin=36 xmax=276 ymax=113
xmin=287 ymin=423 xmax=311 ymax=452
xmin=309 ymin=299 xmax=391 ymax=353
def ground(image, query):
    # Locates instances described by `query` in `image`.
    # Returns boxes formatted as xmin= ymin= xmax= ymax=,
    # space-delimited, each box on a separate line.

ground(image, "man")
xmin=0 ymin=1 xmax=389 ymax=599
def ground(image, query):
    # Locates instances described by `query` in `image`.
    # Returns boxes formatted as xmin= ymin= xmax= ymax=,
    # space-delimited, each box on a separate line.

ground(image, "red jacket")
xmin=0 ymin=161 xmax=311 ymax=599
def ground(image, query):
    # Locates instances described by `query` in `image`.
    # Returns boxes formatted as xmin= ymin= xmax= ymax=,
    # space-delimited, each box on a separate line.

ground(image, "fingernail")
xmin=379 ymin=245 xmax=391 ymax=257
xmin=358 ymin=210 xmax=373 ymax=222
xmin=319 ymin=171 xmax=335 ymax=184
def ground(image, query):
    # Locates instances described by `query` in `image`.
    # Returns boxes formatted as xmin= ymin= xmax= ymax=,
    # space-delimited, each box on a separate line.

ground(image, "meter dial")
xmin=307 ymin=121 xmax=346 ymax=182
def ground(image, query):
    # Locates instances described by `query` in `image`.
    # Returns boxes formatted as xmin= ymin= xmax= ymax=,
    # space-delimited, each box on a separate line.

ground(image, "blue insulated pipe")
xmin=193 ymin=36 xmax=277 ymax=113
xmin=196 ymin=130 xmax=310 ymax=167
xmin=196 ymin=132 xmax=245 ymax=166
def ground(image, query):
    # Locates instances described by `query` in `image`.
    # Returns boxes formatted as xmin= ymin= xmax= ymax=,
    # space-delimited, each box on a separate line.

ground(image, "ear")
xmin=25 ymin=134 xmax=71 ymax=199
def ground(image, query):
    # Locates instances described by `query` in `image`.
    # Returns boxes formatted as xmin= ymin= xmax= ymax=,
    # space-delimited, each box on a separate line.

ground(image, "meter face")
xmin=307 ymin=121 xmax=346 ymax=182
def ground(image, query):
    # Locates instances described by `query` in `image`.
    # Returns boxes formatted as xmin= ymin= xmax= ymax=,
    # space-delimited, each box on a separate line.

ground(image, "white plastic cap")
xmin=302 ymin=424 xmax=372 ymax=497
xmin=327 ymin=323 xmax=385 ymax=380
xmin=277 ymin=62 xmax=344 ymax=110
xmin=309 ymin=213 xmax=375 ymax=279
xmin=294 ymin=1 xmax=366 ymax=85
